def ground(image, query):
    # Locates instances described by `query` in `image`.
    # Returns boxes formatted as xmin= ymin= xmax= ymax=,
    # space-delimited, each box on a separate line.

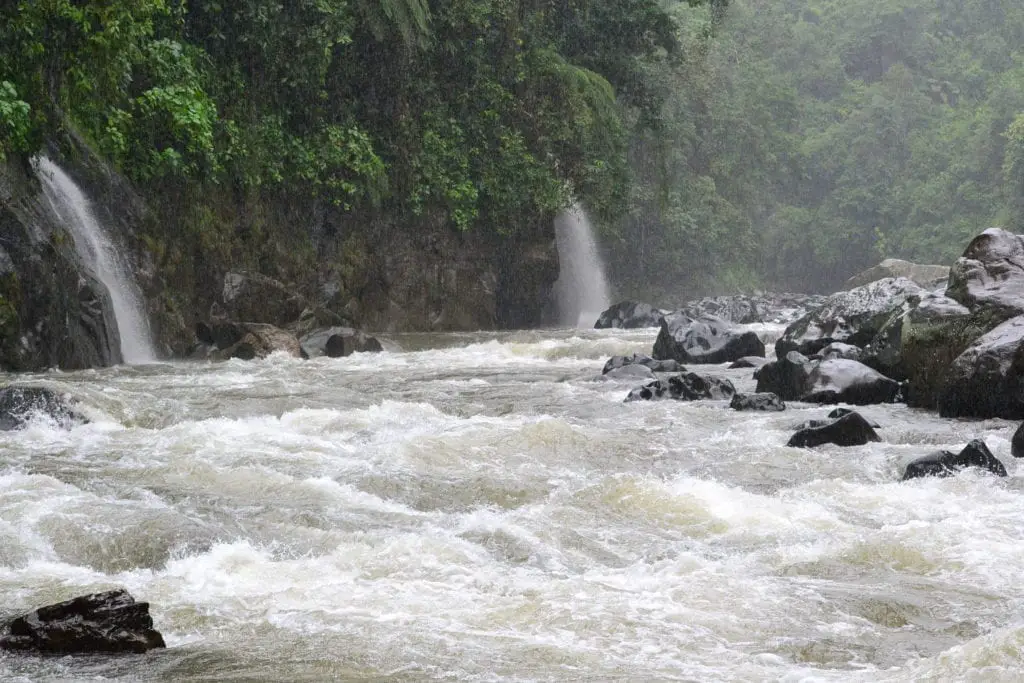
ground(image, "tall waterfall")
xmin=553 ymin=205 xmax=611 ymax=328
xmin=36 ymin=157 xmax=157 ymax=363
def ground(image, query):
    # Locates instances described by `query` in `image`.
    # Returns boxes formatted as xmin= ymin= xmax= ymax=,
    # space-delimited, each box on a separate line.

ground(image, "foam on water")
xmin=2 ymin=326 xmax=1024 ymax=680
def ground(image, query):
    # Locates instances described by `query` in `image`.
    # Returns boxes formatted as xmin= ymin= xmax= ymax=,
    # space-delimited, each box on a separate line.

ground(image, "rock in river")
xmin=730 ymin=392 xmax=786 ymax=411
xmin=595 ymin=301 xmax=665 ymax=329
xmin=787 ymin=411 xmax=881 ymax=448
xmin=0 ymin=386 xmax=86 ymax=431
xmin=625 ymin=372 xmax=736 ymax=403
xmin=653 ymin=313 xmax=764 ymax=365
xmin=902 ymin=439 xmax=1007 ymax=480
xmin=0 ymin=589 xmax=165 ymax=654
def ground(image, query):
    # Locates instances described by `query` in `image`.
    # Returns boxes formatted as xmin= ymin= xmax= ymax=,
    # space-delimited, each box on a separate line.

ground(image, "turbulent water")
xmin=36 ymin=157 xmax=157 ymax=364
xmin=2 ymin=327 xmax=1024 ymax=681
xmin=553 ymin=207 xmax=611 ymax=328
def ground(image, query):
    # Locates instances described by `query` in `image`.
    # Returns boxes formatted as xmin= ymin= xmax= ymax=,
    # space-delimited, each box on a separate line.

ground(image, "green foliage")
xmin=0 ymin=81 xmax=33 ymax=161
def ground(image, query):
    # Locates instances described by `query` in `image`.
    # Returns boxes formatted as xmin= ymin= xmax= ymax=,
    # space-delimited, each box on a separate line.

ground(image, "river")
xmin=1 ymin=326 xmax=1023 ymax=681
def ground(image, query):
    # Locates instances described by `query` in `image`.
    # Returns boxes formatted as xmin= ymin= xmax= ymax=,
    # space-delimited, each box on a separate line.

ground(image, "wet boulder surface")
xmin=787 ymin=411 xmax=881 ymax=448
xmin=0 ymin=589 xmax=165 ymax=654
xmin=938 ymin=315 xmax=1024 ymax=419
xmin=945 ymin=228 xmax=1024 ymax=318
xmin=653 ymin=313 xmax=765 ymax=365
xmin=0 ymin=386 xmax=86 ymax=431
xmin=730 ymin=392 xmax=785 ymax=411
xmin=775 ymin=278 xmax=925 ymax=358
xmin=755 ymin=354 xmax=900 ymax=405
xmin=902 ymin=440 xmax=1007 ymax=480
xmin=625 ymin=372 xmax=736 ymax=403
xmin=595 ymin=301 xmax=665 ymax=329
xmin=602 ymin=353 xmax=684 ymax=375
xmin=300 ymin=326 xmax=383 ymax=358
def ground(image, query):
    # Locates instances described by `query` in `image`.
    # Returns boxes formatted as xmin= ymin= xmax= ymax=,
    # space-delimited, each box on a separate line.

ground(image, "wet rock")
xmin=595 ymin=301 xmax=665 ymax=329
xmin=755 ymin=351 xmax=813 ymax=401
xmin=0 ymin=386 xmax=86 ymax=431
xmin=199 ymin=322 xmax=303 ymax=361
xmin=819 ymin=342 xmax=862 ymax=361
xmin=787 ymin=411 xmax=881 ymax=448
xmin=902 ymin=439 xmax=1007 ymax=480
xmin=730 ymin=392 xmax=786 ymax=411
xmin=219 ymin=271 xmax=308 ymax=328
xmin=602 ymin=353 xmax=684 ymax=375
xmin=802 ymin=359 xmax=902 ymax=405
xmin=946 ymin=228 xmax=1024 ymax=318
xmin=299 ymin=326 xmax=383 ymax=358
xmin=939 ymin=315 xmax=1024 ymax=419
xmin=729 ymin=356 xmax=769 ymax=369
xmin=1013 ymin=422 xmax=1024 ymax=458
xmin=679 ymin=296 xmax=762 ymax=324
xmin=653 ymin=313 xmax=765 ymax=365
xmin=0 ymin=589 xmax=165 ymax=654
xmin=845 ymin=258 xmax=950 ymax=290
xmin=827 ymin=407 xmax=880 ymax=428
xmin=625 ymin=372 xmax=736 ymax=402
xmin=599 ymin=364 xmax=656 ymax=381
xmin=775 ymin=278 xmax=925 ymax=358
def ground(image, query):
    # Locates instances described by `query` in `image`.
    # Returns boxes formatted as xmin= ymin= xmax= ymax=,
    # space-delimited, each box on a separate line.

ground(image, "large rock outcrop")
xmin=0 ymin=589 xmax=165 ymax=654
xmin=945 ymin=228 xmax=1024 ymax=318
xmin=755 ymin=353 xmax=901 ymax=405
xmin=653 ymin=314 xmax=765 ymax=365
xmin=845 ymin=259 xmax=950 ymax=290
xmin=939 ymin=315 xmax=1024 ymax=419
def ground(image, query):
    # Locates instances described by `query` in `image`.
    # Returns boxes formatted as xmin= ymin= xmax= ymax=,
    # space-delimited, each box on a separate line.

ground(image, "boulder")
xmin=755 ymin=351 xmax=813 ymax=401
xmin=845 ymin=258 xmax=950 ymax=290
xmin=0 ymin=589 xmax=165 ymax=654
xmin=730 ymin=392 xmax=786 ymax=411
xmin=827 ymin=407 xmax=880 ymax=428
xmin=625 ymin=372 xmax=736 ymax=403
xmin=1013 ymin=422 xmax=1024 ymax=459
xmin=819 ymin=342 xmax=862 ymax=361
xmin=679 ymin=296 xmax=762 ymax=324
xmin=0 ymin=386 xmax=86 ymax=431
xmin=201 ymin=322 xmax=303 ymax=361
xmin=602 ymin=353 xmax=684 ymax=375
xmin=653 ymin=314 xmax=765 ymax=365
xmin=299 ymin=327 xmax=383 ymax=358
xmin=787 ymin=411 xmax=881 ymax=448
xmin=729 ymin=356 xmax=769 ymax=369
xmin=775 ymin=278 xmax=925 ymax=358
xmin=939 ymin=315 xmax=1024 ymax=419
xmin=902 ymin=439 xmax=1007 ymax=480
xmin=946 ymin=228 xmax=1024 ymax=318
xmin=802 ymin=359 xmax=902 ymax=405
xmin=595 ymin=301 xmax=665 ymax=329
xmin=219 ymin=272 xmax=308 ymax=327
xmin=599 ymin=365 xmax=656 ymax=381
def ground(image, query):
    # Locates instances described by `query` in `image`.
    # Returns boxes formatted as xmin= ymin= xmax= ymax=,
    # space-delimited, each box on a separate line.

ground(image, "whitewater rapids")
xmin=1 ymin=327 xmax=1023 ymax=681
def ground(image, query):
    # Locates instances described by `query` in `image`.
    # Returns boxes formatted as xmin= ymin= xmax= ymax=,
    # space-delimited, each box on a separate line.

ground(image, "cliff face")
xmin=0 ymin=145 xmax=560 ymax=370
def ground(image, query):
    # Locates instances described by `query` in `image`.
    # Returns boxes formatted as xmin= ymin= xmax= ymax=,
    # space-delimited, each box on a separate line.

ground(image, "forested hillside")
xmin=613 ymin=0 xmax=1024 ymax=301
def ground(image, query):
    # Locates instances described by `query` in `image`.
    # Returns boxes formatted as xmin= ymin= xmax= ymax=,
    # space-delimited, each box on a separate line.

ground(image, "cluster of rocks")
xmin=189 ymin=272 xmax=383 ymax=362
xmin=1 ymin=589 xmax=164 ymax=655
xmin=595 ymin=292 xmax=827 ymax=330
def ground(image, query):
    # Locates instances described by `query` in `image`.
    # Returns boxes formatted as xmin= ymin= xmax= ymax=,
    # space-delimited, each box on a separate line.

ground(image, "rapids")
xmin=1 ymin=327 xmax=1023 ymax=681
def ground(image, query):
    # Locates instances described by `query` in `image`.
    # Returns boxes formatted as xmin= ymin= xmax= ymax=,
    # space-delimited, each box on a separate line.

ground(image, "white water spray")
xmin=553 ymin=205 xmax=611 ymax=328
xmin=36 ymin=157 xmax=157 ymax=363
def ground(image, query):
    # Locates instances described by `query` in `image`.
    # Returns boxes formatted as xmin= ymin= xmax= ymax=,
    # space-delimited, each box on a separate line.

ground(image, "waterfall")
xmin=36 ymin=157 xmax=157 ymax=364
xmin=553 ymin=205 xmax=611 ymax=328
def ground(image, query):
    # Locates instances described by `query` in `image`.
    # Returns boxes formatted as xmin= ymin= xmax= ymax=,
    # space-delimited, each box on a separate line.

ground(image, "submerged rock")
xmin=902 ymin=439 xmax=1007 ymax=480
xmin=786 ymin=411 xmax=880 ymax=448
xmin=595 ymin=301 xmax=665 ymax=329
xmin=653 ymin=313 xmax=765 ymax=365
xmin=625 ymin=372 xmax=736 ymax=402
xmin=299 ymin=326 xmax=383 ymax=358
xmin=0 ymin=589 xmax=165 ymax=654
xmin=598 ymin=364 xmax=655 ymax=381
xmin=0 ymin=386 xmax=86 ymax=431
xmin=602 ymin=353 xmax=684 ymax=375
xmin=730 ymin=392 xmax=785 ymax=411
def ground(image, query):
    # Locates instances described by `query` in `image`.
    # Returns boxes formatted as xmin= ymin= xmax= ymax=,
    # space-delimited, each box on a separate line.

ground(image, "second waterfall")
xmin=36 ymin=157 xmax=157 ymax=364
xmin=553 ymin=205 xmax=611 ymax=329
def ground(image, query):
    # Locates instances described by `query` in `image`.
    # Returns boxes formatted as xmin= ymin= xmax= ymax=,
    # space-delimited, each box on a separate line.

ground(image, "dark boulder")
xmin=946 ymin=228 xmax=1024 ymax=318
xmin=595 ymin=301 xmax=665 ymax=329
xmin=625 ymin=372 xmax=736 ymax=403
xmin=939 ymin=315 xmax=1024 ymax=419
xmin=653 ymin=314 xmax=765 ymax=365
xmin=1013 ymin=422 xmax=1024 ymax=459
xmin=902 ymin=439 xmax=1007 ymax=480
xmin=0 ymin=589 xmax=165 ymax=654
xmin=827 ymin=407 xmax=880 ymax=428
xmin=0 ymin=386 xmax=86 ymax=431
xmin=602 ymin=353 xmax=684 ymax=375
xmin=802 ymin=359 xmax=902 ymax=405
xmin=787 ymin=411 xmax=881 ymax=448
xmin=755 ymin=351 xmax=813 ymax=401
xmin=729 ymin=356 xmax=769 ymax=369
xmin=300 ymin=326 xmax=383 ymax=358
xmin=775 ymin=278 xmax=925 ymax=358
xmin=197 ymin=322 xmax=303 ymax=361
xmin=730 ymin=392 xmax=786 ymax=411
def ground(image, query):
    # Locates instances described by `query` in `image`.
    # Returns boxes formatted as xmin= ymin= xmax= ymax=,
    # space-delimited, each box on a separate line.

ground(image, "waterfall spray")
xmin=553 ymin=205 xmax=611 ymax=328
